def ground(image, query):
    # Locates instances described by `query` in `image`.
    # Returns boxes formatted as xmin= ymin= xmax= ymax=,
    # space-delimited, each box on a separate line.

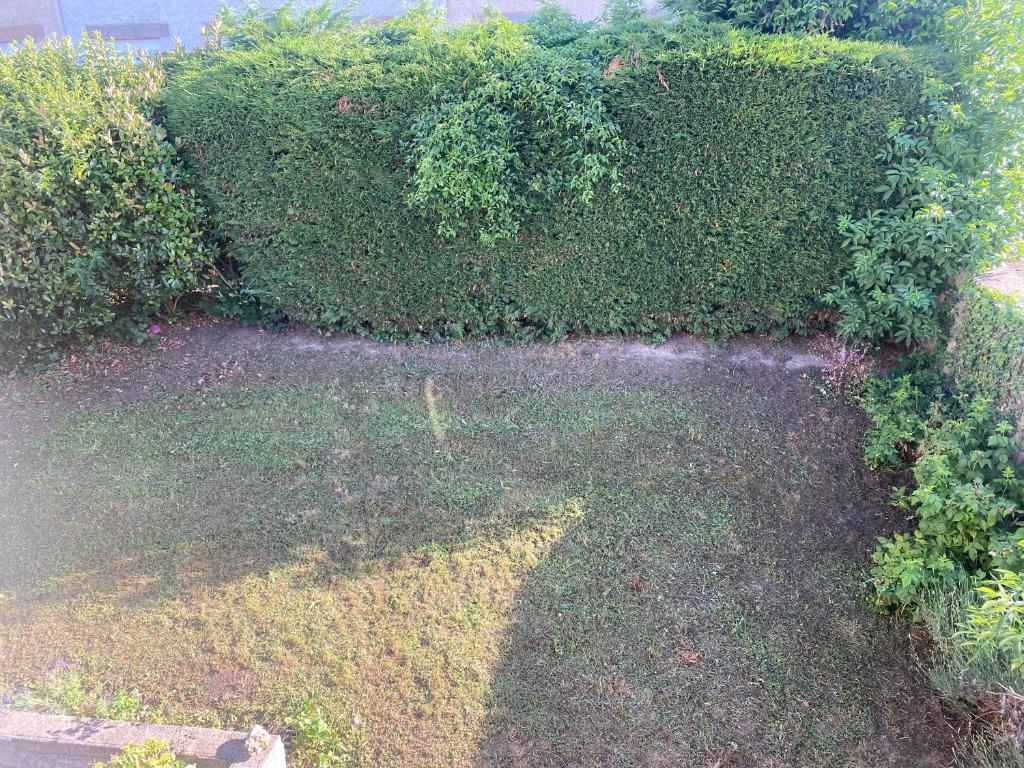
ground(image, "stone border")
xmin=0 ymin=711 xmax=285 ymax=768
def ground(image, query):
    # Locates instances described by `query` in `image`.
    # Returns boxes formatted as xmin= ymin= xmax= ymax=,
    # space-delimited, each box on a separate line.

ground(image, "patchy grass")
xmin=0 ymin=324 xmax=955 ymax=766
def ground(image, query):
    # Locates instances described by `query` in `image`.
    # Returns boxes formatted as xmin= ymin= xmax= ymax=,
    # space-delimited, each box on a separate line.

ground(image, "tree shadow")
xmin=475 ymin=386 xmax=958 ymax=768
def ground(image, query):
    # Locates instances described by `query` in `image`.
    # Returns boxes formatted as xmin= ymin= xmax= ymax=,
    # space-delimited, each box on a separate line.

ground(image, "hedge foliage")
xmin=950 ymin=284 xmax=1024 ymax=438
xmin=688 ymin=0 xmax=961 ymax=41
xmin=0 ymin=37 xmax=210 ymax=365
xmin=827 ymin=0 xmax=1024 ymax=347
xmin=161 ymin=13 xmax=926 ymax=339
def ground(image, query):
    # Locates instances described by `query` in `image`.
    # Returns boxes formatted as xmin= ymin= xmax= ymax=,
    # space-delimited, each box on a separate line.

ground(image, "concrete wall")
xmin=0 ymin=711 xmax=285 ymax=768
xmin=58 ymin=0 xmax=421 ymax=50
xmin=0 ymin=0 xmax=620 ymax=50
xmin=0 ymin=0 xmax=63 ymax=44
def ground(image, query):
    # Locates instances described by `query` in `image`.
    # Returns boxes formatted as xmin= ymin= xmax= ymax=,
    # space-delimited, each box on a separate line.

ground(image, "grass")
xmin=0 ymin=327 xmax=954 ymax=766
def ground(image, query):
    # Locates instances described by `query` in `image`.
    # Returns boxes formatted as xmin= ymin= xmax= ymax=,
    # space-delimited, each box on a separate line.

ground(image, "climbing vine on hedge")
xmin=824 ymin=80 xmax=992 ymax=345
xmin=827 ymin=0 xmax=1023 ymax=347
xmin=406 ymin=47 xmax=624 ymax=243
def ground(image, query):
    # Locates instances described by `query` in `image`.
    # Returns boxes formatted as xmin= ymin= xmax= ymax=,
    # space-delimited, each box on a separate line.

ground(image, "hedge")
xmin=0 ymin=36 xmax=209 ymax=365
xmin=161 ymin=20 xmax=927 ymax=339
xmin=950 ymin=283 xmax=1024 ymax=438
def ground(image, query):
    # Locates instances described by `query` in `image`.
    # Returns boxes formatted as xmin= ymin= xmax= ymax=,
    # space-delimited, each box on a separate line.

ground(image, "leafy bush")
xmin=162 ymin=13 xmax=925 ymax=339
xmin=286 ymin=697 xmax=363 ymax=768
xmin=93 ymin=740 xmax=193 ymax=768
xmin=827 ymin=0 xmax=1023 ymax=348
xmin=823 ymin=81 xmax=995 ymax=346
xmin=868 ymin=392 xmax=1024 ymax=607
xmin=0 ymin=36 xmax=209 ymax=366
xmin=860 ymin=359 xmax=942 ymax=470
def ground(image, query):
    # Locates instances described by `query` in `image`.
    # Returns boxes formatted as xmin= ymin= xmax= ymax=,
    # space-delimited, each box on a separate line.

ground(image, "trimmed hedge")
xmin=0 ymin=37 xmax=209 ymax=365
xmin=950 ymin=283 xmax=1024 ymax=437
xmin=162 ymin=21 xmax=926 ymax=339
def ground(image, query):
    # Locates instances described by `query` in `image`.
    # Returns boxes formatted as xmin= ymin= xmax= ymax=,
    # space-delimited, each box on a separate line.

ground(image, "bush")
xmin=286 ymin=697 xmax=363 ymax=768
xmin=866 ymin=389 xmax=1024 ymax=607
xmin=860 ymin=366 xmax=941 ymax=470
xmin=0 ymin=36 xmax=209 ymax=366
xmin=161 ymin=14 xmax=926 ymax=340
xmin=827 ymin=0 xmax=1023 ymax=348
xmin=823 ymin=83 xmax=996 ymax=346
xmin=692 ymin=0 xmax=960 ymax=41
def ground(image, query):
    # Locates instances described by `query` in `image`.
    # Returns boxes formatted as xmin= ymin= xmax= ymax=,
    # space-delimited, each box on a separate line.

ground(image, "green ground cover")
xmin=0 ymin=324 xmax=953 ymax=766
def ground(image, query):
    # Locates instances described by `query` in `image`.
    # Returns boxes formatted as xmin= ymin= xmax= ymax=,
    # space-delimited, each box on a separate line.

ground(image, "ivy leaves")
xmin=405 ymin=48 xmax=624 ymax=243
xmin=825 ymin=91 xmax=995 ymax=346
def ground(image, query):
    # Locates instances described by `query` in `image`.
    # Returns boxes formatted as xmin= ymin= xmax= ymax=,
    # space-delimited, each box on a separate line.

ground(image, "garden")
xmin=0 ymin=0 xmax=1022 ymax=765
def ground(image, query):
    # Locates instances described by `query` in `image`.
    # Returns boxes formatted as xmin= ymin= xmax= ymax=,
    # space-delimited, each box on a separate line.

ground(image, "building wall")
xmin=0 ymin=0 xmax=63 ymax=44
xmin=57 ymin=0 xmax=425 ymax=50
xmin=0 ymin=0 xmax=622 ymax=50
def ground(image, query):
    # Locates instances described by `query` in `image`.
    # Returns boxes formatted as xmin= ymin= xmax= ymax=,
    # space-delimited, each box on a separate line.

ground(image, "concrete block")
xmin=0 ymin=711 xmax=285 ymax=768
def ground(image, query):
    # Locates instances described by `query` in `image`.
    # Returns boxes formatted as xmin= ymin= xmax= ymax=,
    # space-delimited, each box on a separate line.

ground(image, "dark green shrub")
xmin=162 ymin=16 xmax=925 ymax=339
xmin=860 ymin=354 xmax=944 ymax=469
xmin=691 ymin=0 xmax=960 ymax=42
xmin=0 ymin=37 xmax=209 ymax=366
xmin=950 ymin=284 xmax=1024 ymax=437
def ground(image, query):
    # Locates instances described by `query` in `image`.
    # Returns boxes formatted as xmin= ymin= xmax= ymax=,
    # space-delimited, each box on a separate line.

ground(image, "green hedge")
xmin=162 ymin=20 xmax=926 ymax=339
xmin=0 ymin=37 xmax=209 ymax=365
xmin=950 ymin=283 xmax=1024 ymax=435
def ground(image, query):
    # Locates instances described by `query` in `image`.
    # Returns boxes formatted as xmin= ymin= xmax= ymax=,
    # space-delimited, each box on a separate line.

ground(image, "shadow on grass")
xmin=476 ymin=483 xmax=957 ymax=766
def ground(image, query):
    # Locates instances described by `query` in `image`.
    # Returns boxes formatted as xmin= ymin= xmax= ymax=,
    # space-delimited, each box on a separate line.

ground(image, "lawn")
xmin=0 ymin=321 xmax=954 ymax=767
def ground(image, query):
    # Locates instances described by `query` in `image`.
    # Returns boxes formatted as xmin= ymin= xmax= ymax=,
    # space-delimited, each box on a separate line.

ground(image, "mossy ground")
xmin=0 ymin=320 xmax=955 ymax=766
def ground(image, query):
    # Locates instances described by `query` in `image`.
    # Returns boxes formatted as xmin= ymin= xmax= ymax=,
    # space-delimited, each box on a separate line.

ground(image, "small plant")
xmin=3 ymin=667 xmax=153 ymax=722
xmin=860 ymin=357 xmax=944 ymax=470
xmin=918 ymin=581 xmax=1024 ymax=759
xmin=965 ymin=570 xmax=1024 ymax=673
xmin=869 ymin=394 xmax=1024 ymax=608
xmin=93 ymin=739 xmax=193 ymax=768
xmin=286 ymin=697 xmax=364 ymax=768
xmin=819 ymin=336 xmax=875 ymax=396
